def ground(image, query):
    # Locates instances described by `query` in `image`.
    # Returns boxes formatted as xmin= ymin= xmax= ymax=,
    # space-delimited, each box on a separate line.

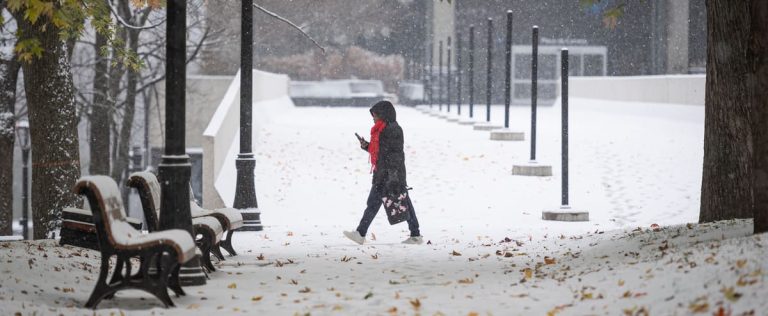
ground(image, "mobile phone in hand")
xmin=355 ymin=133 xmax=364 ymax=142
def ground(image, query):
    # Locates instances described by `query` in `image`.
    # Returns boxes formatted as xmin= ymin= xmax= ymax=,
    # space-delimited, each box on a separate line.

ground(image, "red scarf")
xmin=368 ymin=120 xmax=387 ymax=172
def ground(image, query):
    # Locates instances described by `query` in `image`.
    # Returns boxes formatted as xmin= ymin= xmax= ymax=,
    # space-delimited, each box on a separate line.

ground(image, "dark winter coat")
xmin=364 ymin=101 xmax=408 ymax=192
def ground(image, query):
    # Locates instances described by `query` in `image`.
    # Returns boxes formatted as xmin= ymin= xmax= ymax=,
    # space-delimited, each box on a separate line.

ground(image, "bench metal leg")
xmin=212 ymin=244 xmax=226 ymax=261
xmin=153 ymin=253 xmax=176 ymax=307
xmin=86 ymin=249 xmax=181 ymax=309
xmin=85 ymin=256 xmax=114 ymax=308
xmin=168 ymin=263 xmax=185 ymax=298
xmin=196 ymin=232 xmax=216 ymax=273
xmin=221 ymin=230 xmax=238 ymax=256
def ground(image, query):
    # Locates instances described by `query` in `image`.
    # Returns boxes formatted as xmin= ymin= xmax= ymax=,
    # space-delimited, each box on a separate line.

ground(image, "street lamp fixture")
xmin=15 ymin=118 xmax=30 ymax=240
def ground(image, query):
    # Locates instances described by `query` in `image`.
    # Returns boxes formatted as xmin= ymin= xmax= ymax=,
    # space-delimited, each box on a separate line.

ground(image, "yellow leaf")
xmin=736 ymin=259 xmax=747 ymax=269
xmin=251 ymin=296 xmax=263 ymax=301
xmin=458 ymin=278 xmax=474 ymax=284
xmin=721 ymin=287 xmax=742 ymax=302
xmin=523 ymin=268 xmax=532 ymax=280
xmin=618 ymin=279 xmax=625 ymax=286
xmin=187 ymin=303 xmax=200 ymax=309
xmin=227 ymin=283 xmax=237 ymax=289
xmin=688 ymin=297 xmax=709 ymax=313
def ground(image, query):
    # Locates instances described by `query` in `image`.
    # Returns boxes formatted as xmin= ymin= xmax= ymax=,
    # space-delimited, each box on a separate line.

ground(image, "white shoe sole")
xmin=343 ymin=231 xmax=365 ymax=245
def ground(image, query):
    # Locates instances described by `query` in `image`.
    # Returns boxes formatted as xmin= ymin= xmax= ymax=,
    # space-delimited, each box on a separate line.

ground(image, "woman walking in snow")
xmin=344 ymin=101 xmax=423 ymax=245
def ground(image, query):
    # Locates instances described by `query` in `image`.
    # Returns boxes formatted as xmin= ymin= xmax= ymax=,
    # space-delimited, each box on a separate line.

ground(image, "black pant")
xmin=356 ymin=184 xmax=420 ymax=237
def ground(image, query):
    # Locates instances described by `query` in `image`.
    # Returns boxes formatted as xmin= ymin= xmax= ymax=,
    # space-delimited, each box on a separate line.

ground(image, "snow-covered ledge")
xmin=567 ymin=74 xmax=705 ymax=105
xmin=202 ymin=69 xmax=293 ymax=209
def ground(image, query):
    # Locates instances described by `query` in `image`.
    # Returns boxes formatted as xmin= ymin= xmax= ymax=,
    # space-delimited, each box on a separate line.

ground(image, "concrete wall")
xmin=666 ymin=0 xmax=690 ymax=74
xmin=429 ymin=1 xmax=455 ymax=67
xmin=202 ymin=70 xmax=292 ymax=209
xmin=149 ymin=75 xmax=235 ymax=149
xmin=568 ymin=75 xmax=705 ymax=105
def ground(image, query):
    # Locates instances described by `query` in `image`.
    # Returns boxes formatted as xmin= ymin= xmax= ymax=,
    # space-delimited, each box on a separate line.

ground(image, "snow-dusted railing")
xmin=567 ymin=75 xmax=705 ymax=106
xmin=201 ymin=69 xmax=292 ymax=209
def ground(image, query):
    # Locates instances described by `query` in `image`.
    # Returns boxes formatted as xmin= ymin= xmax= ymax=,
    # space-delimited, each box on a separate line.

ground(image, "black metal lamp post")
xmin=486 ymin=18 xmax=493 ymax=122
xmin=530 ymin=26 xmax=539 ymax=161
xmin=503 ymin=10 xmax=513 ymax=129
xmin=456 ymin=32 xmax=462 ymax=116
xmin=469 ymin=25 xmax=475 ymax=119
xmin=429 ymin=43 xmax=434 ymax=108
xmin=438 ymin=40 xmax=443 ymax=111
xmin=233 ymin=0 xmax=262 ymax=231
xmin=561 ymin=48 xmax=569 ymax=207
xmin=15 ymin=119 xmax=30 ymax=240
xmin=447 ymin=36 xmax=452 ymax=113
xmin=158 ymin=0 xmax=206 ymax=286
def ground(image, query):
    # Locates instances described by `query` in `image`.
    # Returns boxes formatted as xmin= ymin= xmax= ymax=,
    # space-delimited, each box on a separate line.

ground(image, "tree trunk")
xmin=0 ymin=52 xmax=20 ymax=236
xmin=108 ymin=19 xmax=127 ymax=181
xmin=749 ymin=0 xmax=768 ymax=234
xmin=700 ymin=0 xmax=754 ymax=223
xmin=14 ymin=12 xmax=82 ymax=239
xmin=89 ymin=31 xmax=111 ymax=175
xmin=111 ymin=26 xmax=139 ymax=185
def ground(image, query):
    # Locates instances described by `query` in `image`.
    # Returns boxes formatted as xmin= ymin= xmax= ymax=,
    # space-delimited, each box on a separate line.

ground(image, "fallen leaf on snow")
xmin=458 ymin=278 xmax=474 ymax=284
xmin=721 ymin=287 xmax=742 ymax=302
xmin=251 ymin=296 xmax=263 ymax=301
xmin=522 ymin=268 xmax=533 ymax=282
xmin=451 ymin=250 xmax=462 ymax=256
xmin=544 ymin=256 xmax=556 ymax=265
xmin=409 ymin=298 xmax=421 ymax=309
xmin=688 ymin=297 xmax=709 ymax=313
xmin=227 ymin=283 xmax=237 ymax=289
xmin=712 ymin=306 xmax=732 ymax=316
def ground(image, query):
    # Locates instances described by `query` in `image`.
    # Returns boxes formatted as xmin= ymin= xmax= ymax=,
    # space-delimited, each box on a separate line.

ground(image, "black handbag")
xmin=382 ymin=188 xmax=411 ymax=225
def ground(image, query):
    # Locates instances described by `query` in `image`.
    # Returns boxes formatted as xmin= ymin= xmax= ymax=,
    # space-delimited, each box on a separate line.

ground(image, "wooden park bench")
xmin=127 ymin=172 xmax=243 ymax=258
xmin=127 ymin=172 xmax=227 ymax=271
xmin=73 ymin=175 xmax=195 ymax=308
xmin=189 ymin=186 xmax=244 ymax=258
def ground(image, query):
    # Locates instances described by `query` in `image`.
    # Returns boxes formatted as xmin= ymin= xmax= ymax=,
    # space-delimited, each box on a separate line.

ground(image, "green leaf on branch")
xmin=14 ymin=38 xmax=43 ymax=63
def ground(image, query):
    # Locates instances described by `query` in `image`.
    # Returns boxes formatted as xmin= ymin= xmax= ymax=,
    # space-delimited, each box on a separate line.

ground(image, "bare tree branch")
xmin=107 ymin=1 xmax=165 ymax=30
xmin=253 ymin=3 xmax=326 ymax=54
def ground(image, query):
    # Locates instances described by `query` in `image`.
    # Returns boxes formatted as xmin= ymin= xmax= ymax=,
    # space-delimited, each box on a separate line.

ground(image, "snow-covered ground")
xmin=1 ymin=99 xmax=765 ymax=315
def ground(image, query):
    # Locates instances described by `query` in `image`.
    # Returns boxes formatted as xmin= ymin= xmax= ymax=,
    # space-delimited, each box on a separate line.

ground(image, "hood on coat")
xmin=370 ymin=100 xmax=396 ymax=123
